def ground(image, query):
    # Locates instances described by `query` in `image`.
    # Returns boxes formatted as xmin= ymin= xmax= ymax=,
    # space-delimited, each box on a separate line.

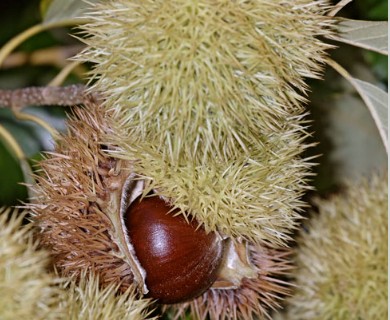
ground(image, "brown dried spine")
xmin=30 ymin=101 xmax=227 ymax=303
xmin=30 ymin=101 xmax=135 ymax=291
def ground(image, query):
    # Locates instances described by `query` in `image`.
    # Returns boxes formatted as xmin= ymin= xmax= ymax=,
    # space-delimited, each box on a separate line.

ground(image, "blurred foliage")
xmin=304 ymin=0 xmax=388 ymax=194
xmin=0 ymin=0 xmax=387 ymax=205
xmin=354 ymin=0 xmax=388 ymax=20
xmin=349 ymin=0 xmax=388 ymax=82
xmin=0 ymin=0 xmax=82 ymax=205
xmin=0 ymin=140 xmax=27 ymax=205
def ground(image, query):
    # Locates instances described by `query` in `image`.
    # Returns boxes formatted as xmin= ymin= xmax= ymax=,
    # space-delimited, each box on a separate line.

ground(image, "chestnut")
xmin=125 ymin=195 xmax=224 ymax=304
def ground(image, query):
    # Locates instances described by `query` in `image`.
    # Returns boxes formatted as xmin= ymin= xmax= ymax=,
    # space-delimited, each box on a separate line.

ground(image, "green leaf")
xmin=0 ymin=140 xmax=28 ymax=205
xmin=350 ymin=78 xmax=388 ymax=145
xmin=324 ymin=89 xmax=387 ymax=184
xmin=328 ymin=59 xmax=388 ymax=153
xmin=328 ymin=19 xmax=388 ymax=55
xmin=42 ymin=0 xmax=102 ymax=25
xmin=40 ymin=0 xmax=53 ymax=19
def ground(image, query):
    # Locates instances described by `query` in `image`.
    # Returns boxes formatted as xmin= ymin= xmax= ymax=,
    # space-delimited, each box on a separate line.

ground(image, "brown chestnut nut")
xmin=125 ymin=195 xmax=224 ymax=304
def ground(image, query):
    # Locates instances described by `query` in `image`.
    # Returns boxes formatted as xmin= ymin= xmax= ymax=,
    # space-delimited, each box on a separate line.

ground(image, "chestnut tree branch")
xmin=0 ymin=84 xmax=91 ymax=110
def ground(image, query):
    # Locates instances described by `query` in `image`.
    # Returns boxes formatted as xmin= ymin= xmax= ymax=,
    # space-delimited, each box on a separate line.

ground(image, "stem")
xmin=0 ymin=124 xmax=25 ymax=159
xmin=328 ymin=0 xmax=353 ymax=17
xmin=49 ymin=61 xmax=83 ymax=86
xmin=13 ymin=111 xmax=59 ymax=138
xmin=0 ymin=25 xmax=43 ymax=67
xmin=0 ymin=124 xmax=36 ymax=198
xmin=2 ymin=45 xmax=84 ymax=69
xmin=0 ymin=21 xmax=87 ymax=67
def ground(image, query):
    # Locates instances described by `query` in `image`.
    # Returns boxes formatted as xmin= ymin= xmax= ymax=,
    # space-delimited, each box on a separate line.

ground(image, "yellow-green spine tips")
xmin=63 ymin=272 xmax=155 ymax=320
xmin=77 ymin=0 xmax=335 ymax=246
xmin=285 ymin=174 xmax=388 ymax=319
xmin=80 ymin=0 xmax=333 ymax=163
xmin=0 ymin=208 xmax=64 ymax=320
xmin=0 ymin=205 xmax=155 ymax=320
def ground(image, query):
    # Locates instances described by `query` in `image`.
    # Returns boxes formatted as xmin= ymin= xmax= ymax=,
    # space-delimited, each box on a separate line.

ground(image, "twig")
xmin=0 ymin=84 xmax=90 ymax=110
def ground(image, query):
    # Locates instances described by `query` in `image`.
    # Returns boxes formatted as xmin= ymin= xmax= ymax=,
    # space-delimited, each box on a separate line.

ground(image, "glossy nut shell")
xmin=125 ymin=196 xmax=224 ymax=304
